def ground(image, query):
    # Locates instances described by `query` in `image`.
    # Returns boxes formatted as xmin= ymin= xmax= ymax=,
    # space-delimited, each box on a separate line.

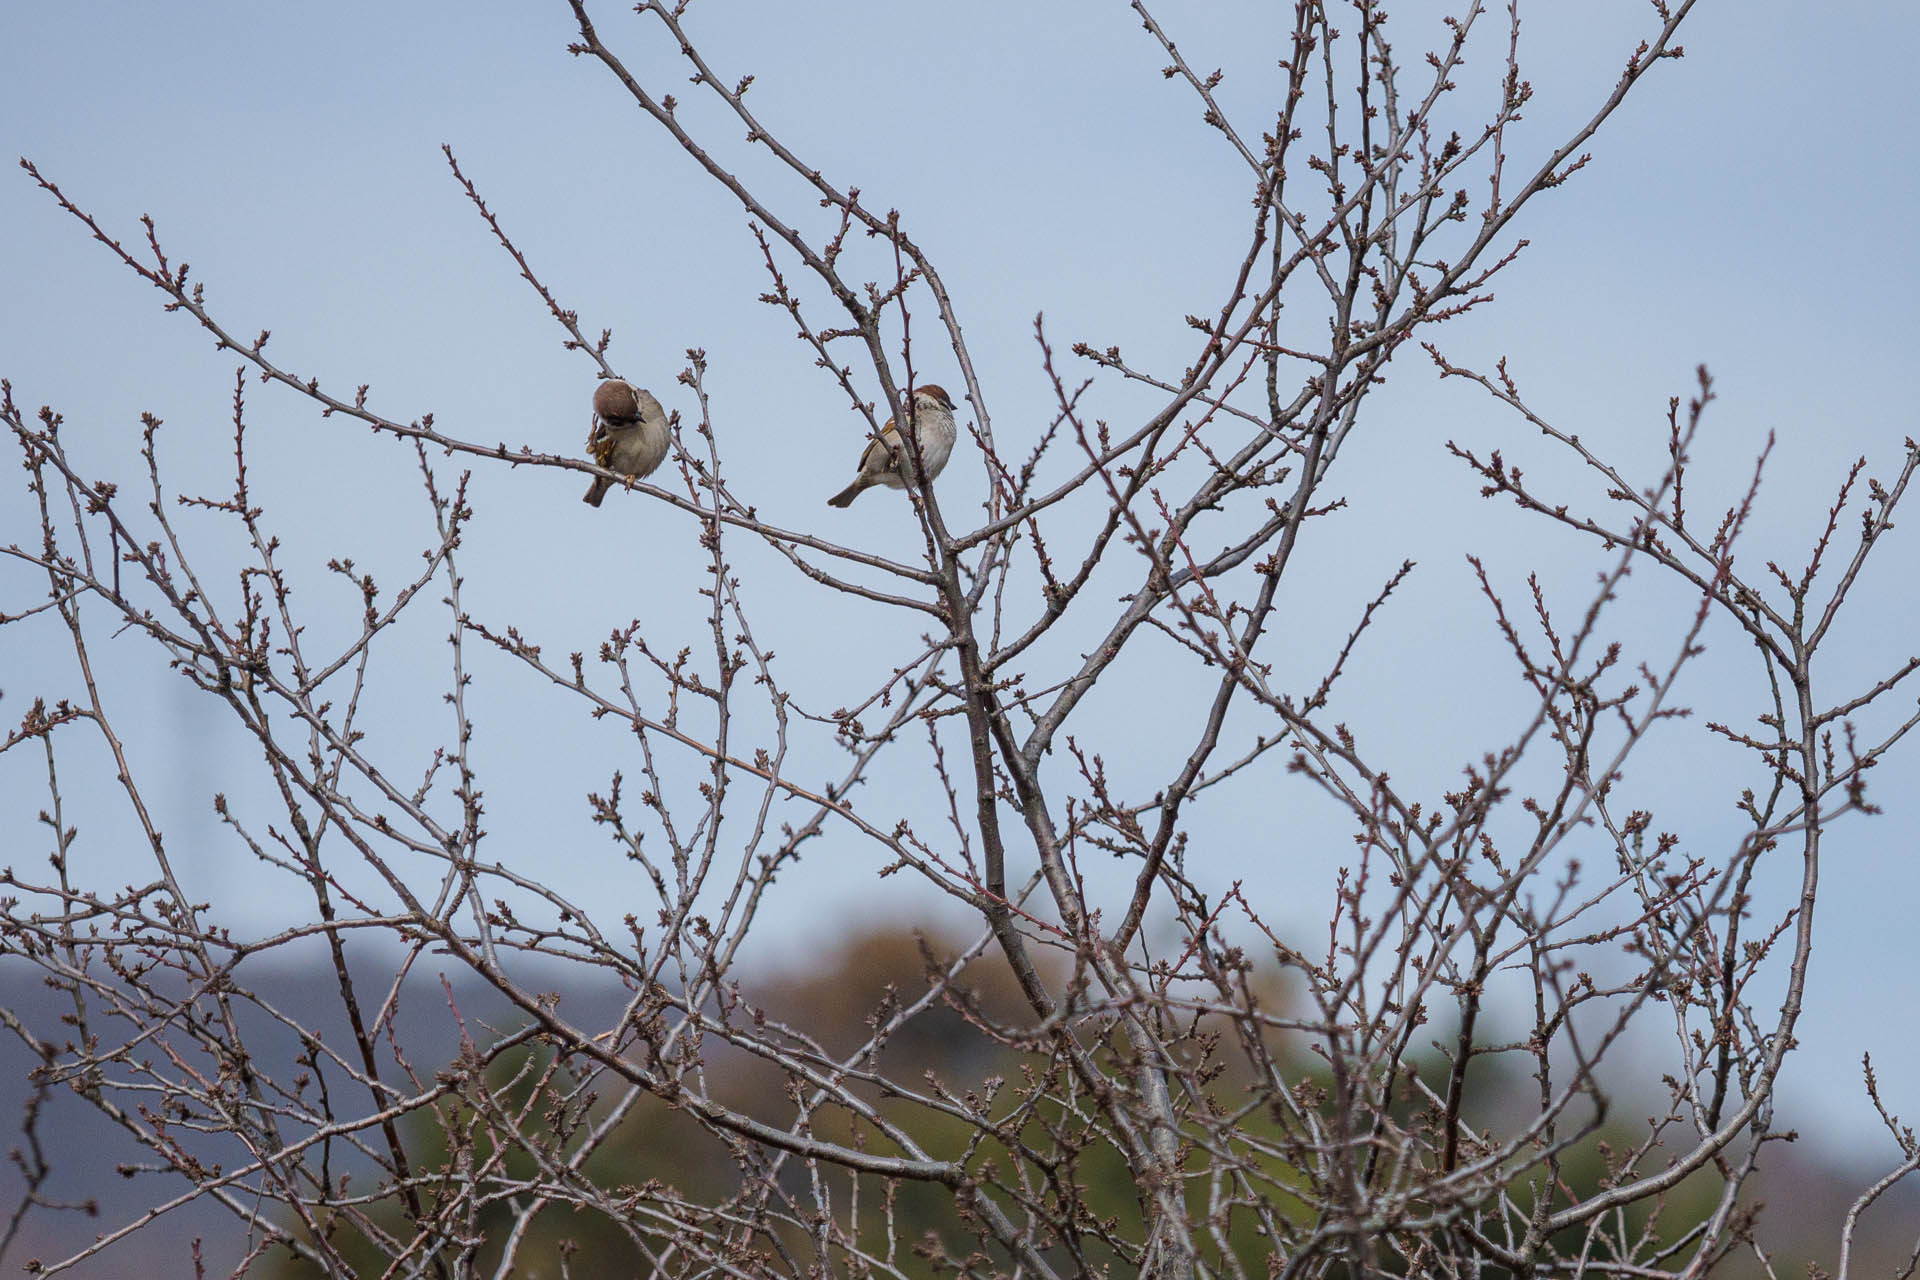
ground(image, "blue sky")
xmin=4 ymin=0 xmax=1918 ymax=1166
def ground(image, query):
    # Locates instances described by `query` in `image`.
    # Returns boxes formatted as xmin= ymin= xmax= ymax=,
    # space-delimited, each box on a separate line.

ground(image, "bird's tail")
xmin=826 ymin=479 xmax=865 ymax=508
xmin=584 ymin=476 xmax=611 ymax=507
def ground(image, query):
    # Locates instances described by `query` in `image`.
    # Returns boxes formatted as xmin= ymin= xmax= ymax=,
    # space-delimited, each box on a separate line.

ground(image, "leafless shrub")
xmin=4 ymin=1 xmax=1918 ymax=1276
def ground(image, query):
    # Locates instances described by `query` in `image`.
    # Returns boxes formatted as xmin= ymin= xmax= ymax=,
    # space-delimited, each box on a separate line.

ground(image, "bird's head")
xmin=593 ymin=378 xmax=643 ymax=423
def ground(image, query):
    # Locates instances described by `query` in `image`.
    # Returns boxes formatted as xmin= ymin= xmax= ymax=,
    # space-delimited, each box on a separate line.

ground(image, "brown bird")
xmin=583 ymin=378 xmax=669 ymax=507
xmin=827 ymin=384 xmax=959 ymax=508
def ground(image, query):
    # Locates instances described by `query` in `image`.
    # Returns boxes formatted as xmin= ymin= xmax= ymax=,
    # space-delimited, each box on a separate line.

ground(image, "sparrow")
xmin=827 ymin=384 xmax=958 ymax=508
xmin=583 ymin=377 xmax=670 ymax=507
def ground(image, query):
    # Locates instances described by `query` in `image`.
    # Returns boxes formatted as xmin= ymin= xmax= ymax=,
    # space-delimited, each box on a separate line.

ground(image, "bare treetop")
xmin=4 ymin=1 xmax=1919 ymax=1276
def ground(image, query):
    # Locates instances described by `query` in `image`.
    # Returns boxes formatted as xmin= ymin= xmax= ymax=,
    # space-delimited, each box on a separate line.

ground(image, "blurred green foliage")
xmin=260 ymin=930 xmax=1792 ymax=1276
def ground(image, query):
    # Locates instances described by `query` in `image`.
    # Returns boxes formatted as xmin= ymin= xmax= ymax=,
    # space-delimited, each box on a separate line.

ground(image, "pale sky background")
xmin=3 ymin=0 xmax=1918 ymax=1182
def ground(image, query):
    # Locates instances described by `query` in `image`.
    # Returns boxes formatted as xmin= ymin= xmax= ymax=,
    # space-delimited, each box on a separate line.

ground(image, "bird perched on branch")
xmin=827 ymin=384 xmax=958 ymax=508
xmin=583 ymin=377 xmax=670 ymax=507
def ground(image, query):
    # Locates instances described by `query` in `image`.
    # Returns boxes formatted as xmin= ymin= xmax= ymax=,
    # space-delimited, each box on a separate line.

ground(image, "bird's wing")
xmin=858 ymin=422 xmax=901 ymax=474
xmin=589 ymin=415 xmax=620 ymax=467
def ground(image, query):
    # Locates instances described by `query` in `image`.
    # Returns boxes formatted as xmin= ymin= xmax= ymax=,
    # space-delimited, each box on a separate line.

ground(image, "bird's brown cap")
xmin=593 ymin=378 xmax=643 ymax=423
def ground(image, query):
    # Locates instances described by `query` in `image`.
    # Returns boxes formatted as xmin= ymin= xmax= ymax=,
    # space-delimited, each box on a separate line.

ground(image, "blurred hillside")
xmin=1 ymin=930 xmax=1912 ymax=1276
